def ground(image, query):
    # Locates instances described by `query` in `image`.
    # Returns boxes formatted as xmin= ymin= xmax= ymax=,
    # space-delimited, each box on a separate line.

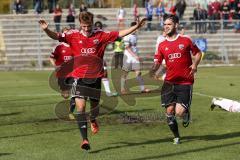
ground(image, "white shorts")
xmin=122 ymin=54 xmax=140 ymax=72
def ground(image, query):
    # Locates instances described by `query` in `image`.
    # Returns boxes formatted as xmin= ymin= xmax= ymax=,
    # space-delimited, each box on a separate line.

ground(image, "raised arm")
xmin=118 ymin=17 xmax=147 ymax=37
xmin=39 ymin=19 xmax=58 ymax=40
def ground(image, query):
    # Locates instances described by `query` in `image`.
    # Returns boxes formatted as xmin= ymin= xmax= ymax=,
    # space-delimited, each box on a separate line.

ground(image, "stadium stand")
xmin=0 ymin=5 xmax=239 ymax=70
xmin=0 ymin=23 xmax=7 ymax=65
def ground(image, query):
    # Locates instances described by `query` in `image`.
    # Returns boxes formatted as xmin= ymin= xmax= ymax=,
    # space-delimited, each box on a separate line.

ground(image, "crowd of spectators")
xmin=145 ymin=0 xmax=186 ymax=31
xmin=14 ymin=0 xmax=23 ymax=14
xmin=193 ymin=0 xmax=240 ymax=33
xmin=12 ymin=0 xmax=78 ymax=32
xmin=12 ymin=0 xmax=240 ymax=33
xmin=13 ymin=0 xmax=57 ymax=14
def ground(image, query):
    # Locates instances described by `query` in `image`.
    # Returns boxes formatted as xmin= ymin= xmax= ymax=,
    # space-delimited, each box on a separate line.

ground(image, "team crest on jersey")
xmin=179 ymin=44 xmax=184 ymax=50
xmin=165 ymin=47 xmax=169 ymax=51
xmin=93 ymin=39 xmax=99 ymax=44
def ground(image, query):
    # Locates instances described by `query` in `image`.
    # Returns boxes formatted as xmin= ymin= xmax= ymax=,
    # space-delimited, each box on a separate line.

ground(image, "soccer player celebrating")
xmin=150 ymin=14 xmax=202 ymax=144
xmin=39 ymin=11 xmax=146 ymax=150
xmin=153 ymin=29 xmax=185 ymax=81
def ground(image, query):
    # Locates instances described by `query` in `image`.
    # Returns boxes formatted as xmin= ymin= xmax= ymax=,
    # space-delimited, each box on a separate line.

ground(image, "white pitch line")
xmin=193 ymin=92 xmax=215 ymax=98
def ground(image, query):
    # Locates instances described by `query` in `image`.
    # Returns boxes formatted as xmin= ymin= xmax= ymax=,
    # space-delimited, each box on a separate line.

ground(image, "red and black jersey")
xmin=155 ymin=34 xmax=200 ymax=85
xmin=50 ymin=42 xmax=73 ymax=78
xmin=50 ymin=42 xmax=73 ymax=66
xmin=58 ymin=29 xmax=119 ymax=78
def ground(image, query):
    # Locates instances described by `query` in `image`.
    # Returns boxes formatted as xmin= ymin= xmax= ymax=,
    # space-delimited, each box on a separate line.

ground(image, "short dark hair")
xmin=163 ymin=14 xmax=179 ymax=24
xmin=79 ymin=11 xmax=94 ymax=24
xmin=130 ymin=21 xmax=137 ymax=27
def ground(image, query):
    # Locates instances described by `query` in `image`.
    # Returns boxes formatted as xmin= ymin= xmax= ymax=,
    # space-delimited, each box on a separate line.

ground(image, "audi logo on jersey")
xmin=168 ymin=53 xmax=181 ymax=60
xmin=81 ymin=48 xmax=96 ymax=55
xmin=64 ymin=56 xmax=72 ymax=61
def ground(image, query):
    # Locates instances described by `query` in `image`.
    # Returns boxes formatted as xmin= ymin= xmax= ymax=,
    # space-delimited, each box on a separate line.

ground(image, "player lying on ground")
xmin=211 ymin=97 xmax=240 ymax=112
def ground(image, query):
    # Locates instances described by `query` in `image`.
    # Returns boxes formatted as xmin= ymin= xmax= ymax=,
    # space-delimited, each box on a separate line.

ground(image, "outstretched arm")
xmin=118 ymin=17 xmax=147 ymax=37
xmin=39 ymin=19 xmax=58 ymax=40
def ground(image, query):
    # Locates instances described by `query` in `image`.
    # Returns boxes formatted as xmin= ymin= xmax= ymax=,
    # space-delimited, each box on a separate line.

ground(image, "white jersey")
xmin=155 ymin=35 xmax=166 ymax=65
xmin=117 ymin=8 xmax=125 ymax=19
xmin=155 ymin=35 xmax=166 ymax=53
xmin=123 ymin=34 xmax=138 ymax=58
xmin=213 ymin=98 xmax=240 ymax=112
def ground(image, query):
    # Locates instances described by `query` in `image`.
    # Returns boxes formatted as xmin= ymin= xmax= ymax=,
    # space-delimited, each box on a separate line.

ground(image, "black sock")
xmin=167 ymin=114 xmax=180 ymax=138
xmin=76 ymin=112 xmax=88 ymax=140
xmin=90 ymin=113 xmax=97 ymax=123
xmin=90 ymin=103 xmax=99 ymax=123
xmin=69 ymin=97 xmax=75 ymax=113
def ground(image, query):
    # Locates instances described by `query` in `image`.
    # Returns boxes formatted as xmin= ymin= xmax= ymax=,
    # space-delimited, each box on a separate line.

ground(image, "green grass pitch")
xmin=0 ymin=66 xmax=240 ymax=160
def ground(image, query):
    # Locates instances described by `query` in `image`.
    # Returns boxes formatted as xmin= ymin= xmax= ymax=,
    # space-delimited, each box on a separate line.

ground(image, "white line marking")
xmin=193 ymin=92 xmax=215 ymax=98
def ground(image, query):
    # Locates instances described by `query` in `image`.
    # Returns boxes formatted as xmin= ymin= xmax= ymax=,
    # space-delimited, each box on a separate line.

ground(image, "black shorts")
xmin=161 ymin=82 xmax=193 ymax=109
xmin=57 ymin=77 xmax=74 ymax=91
xmin=71 ymin=78 xmax=102 ymax=102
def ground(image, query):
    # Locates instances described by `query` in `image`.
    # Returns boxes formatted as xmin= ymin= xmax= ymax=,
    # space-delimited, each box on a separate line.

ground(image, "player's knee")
xmin=175 ymin=111 xmax=184 ymax=117
xmin=75 ymin=97 xmax=87 ymax=112
xmin=61 ymin=90 xmax=69 ymax=99
xmin=61 ymin=94 xmax=68 ymax=99
xmin=166 ymin=105 xmax=175 ymax=113
xmin=175 ymin=103 xmax=186 ymax=117
xmin=166 ymin=114 xmax=176 ymax=125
